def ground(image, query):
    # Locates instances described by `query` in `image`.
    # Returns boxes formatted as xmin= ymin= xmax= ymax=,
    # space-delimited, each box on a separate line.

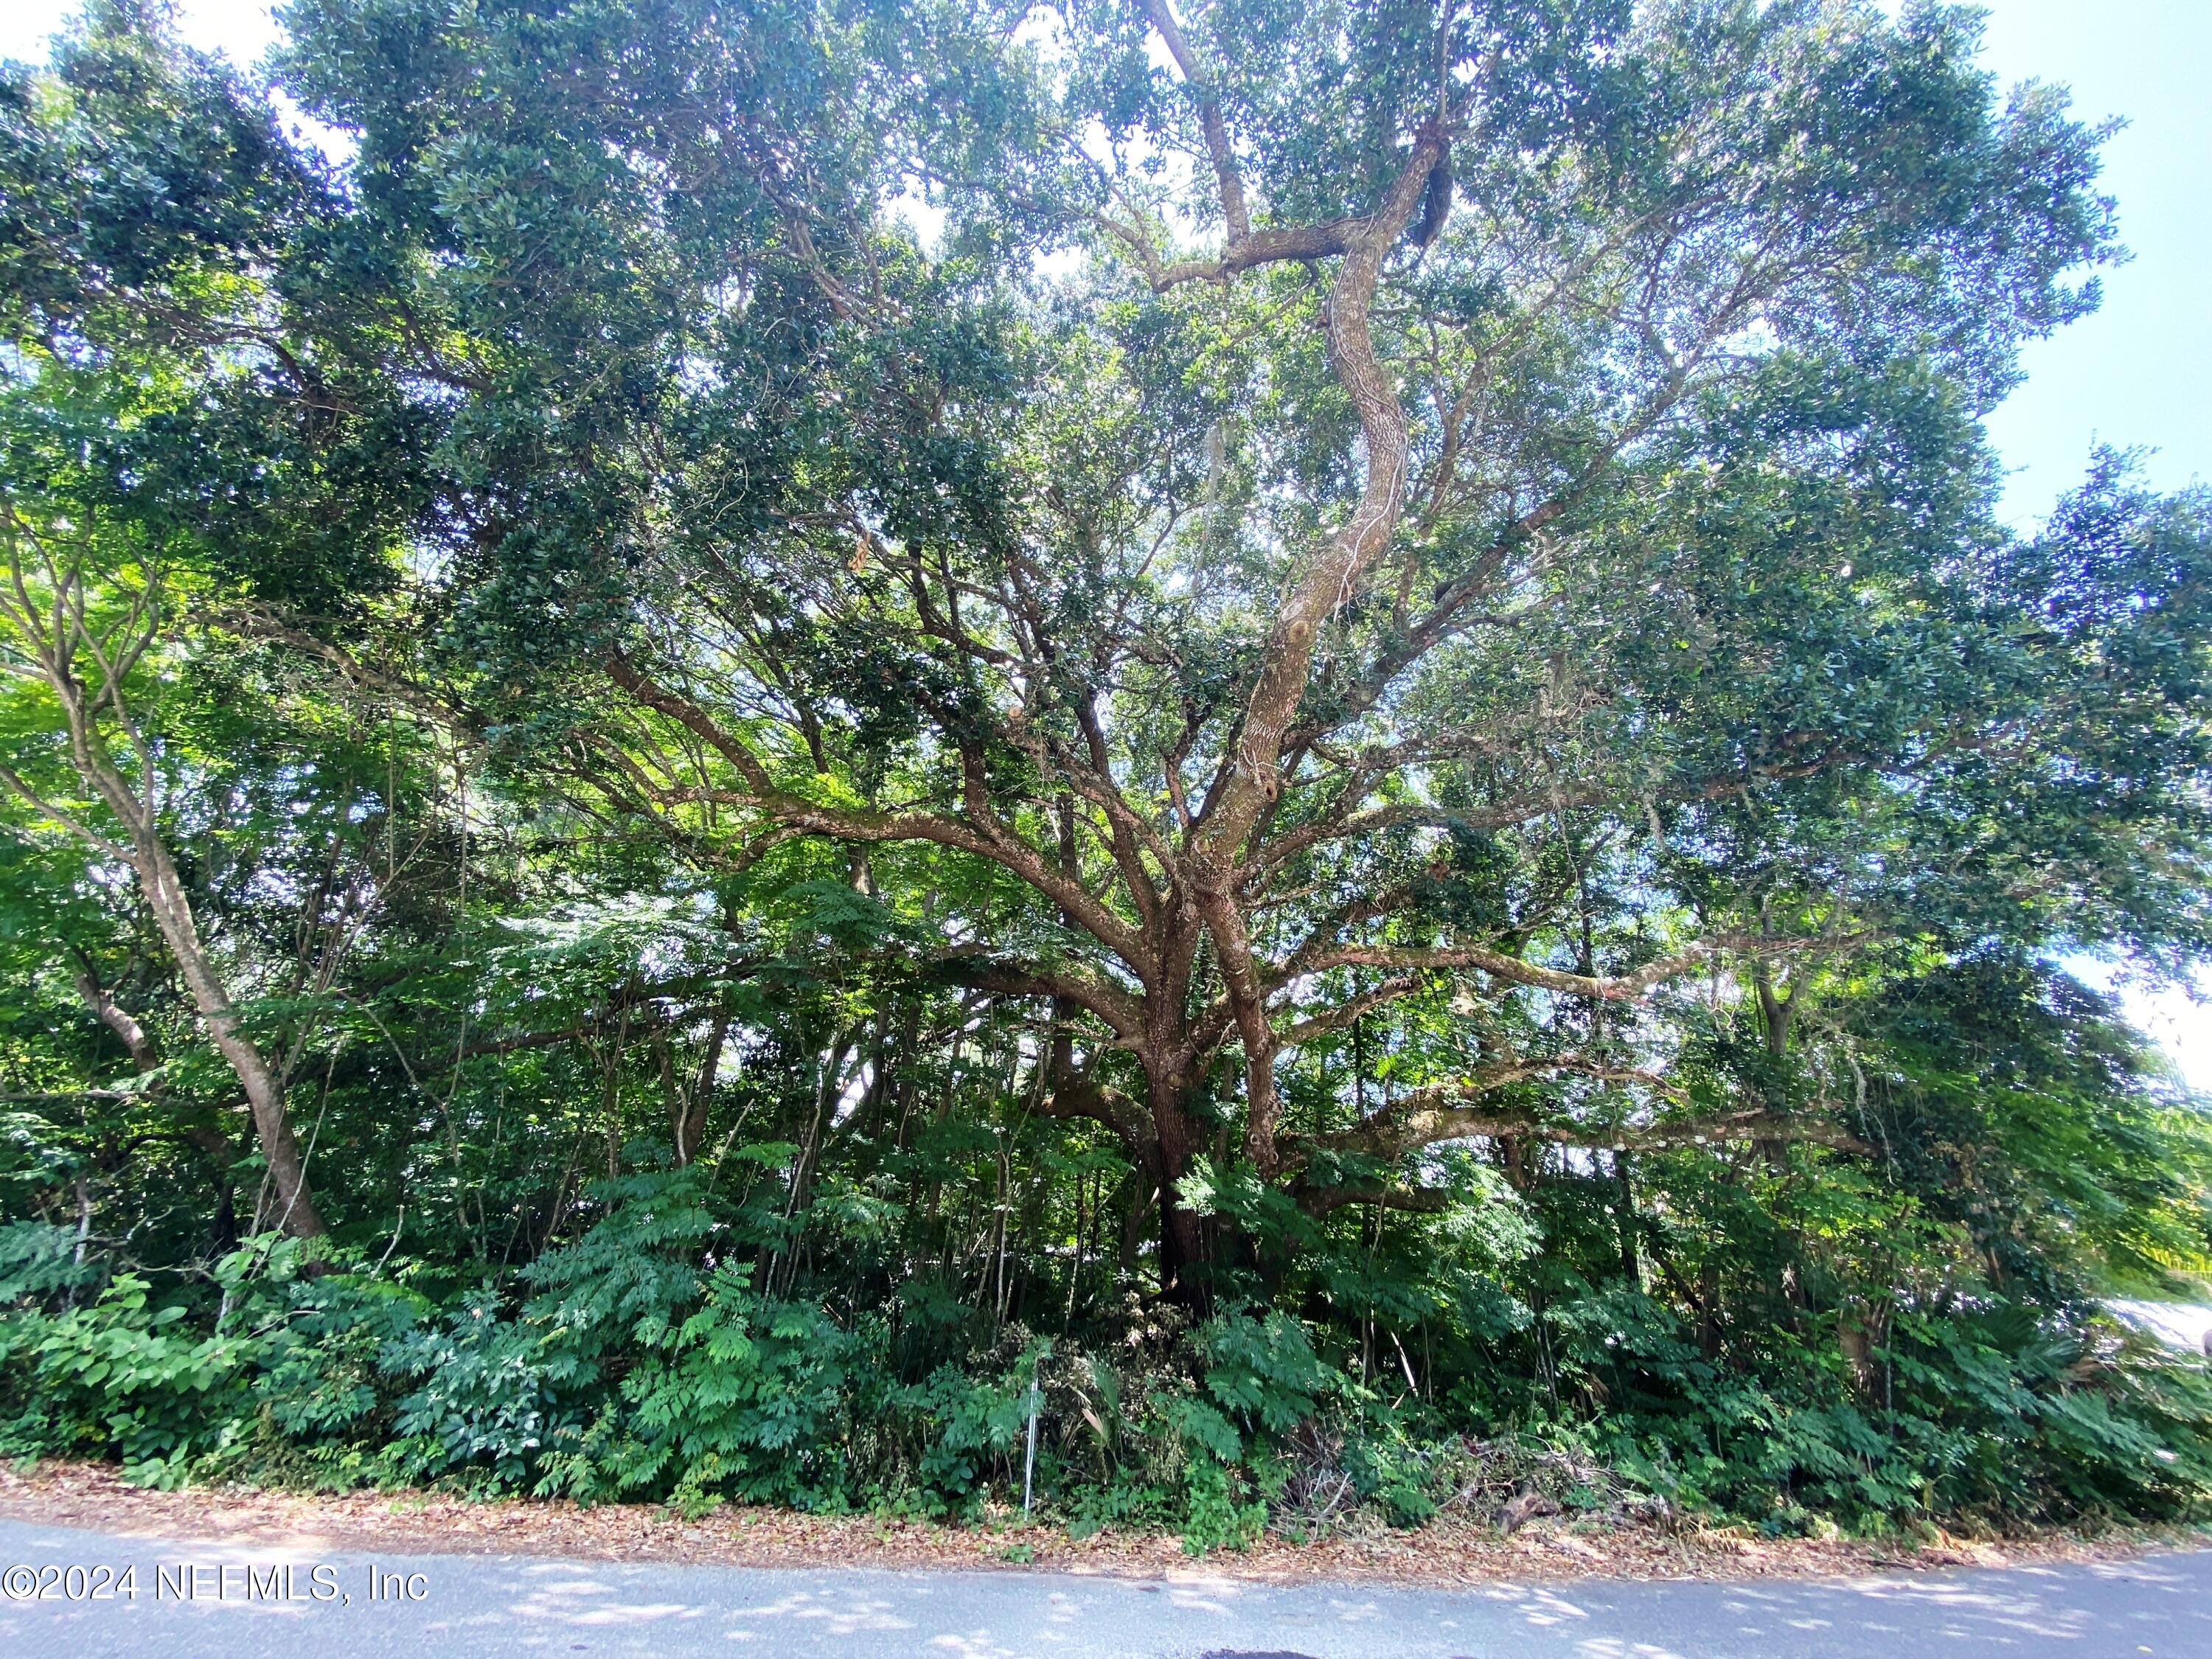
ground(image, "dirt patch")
xmin=0 ymin=1460 xmax=2199 ymax=1587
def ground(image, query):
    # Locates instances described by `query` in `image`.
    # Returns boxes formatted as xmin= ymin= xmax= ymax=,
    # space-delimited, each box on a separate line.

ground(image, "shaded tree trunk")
xmin=0 ymin=554 xmax=330 ymax=1239
xmin=131 ymin=837 xmax=327 ymax=1238
xmin=1144 ymin=1058 xmax=1216 ymax=1309
xmin=1751 ymin=955 xmax=1798 ymax=1171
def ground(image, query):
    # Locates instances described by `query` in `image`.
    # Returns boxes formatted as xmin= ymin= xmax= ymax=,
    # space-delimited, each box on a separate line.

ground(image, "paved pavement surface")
xmin=0 ymin=1515 xmax=2205 ymax=1657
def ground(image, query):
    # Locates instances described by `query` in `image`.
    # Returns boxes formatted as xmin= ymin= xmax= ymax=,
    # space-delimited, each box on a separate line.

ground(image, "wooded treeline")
xmin=1 ymin=0 xmax=2210 ymax=1537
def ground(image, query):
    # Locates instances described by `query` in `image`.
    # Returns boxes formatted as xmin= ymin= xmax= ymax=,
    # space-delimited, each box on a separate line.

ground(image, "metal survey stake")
xmin=1023 ymin=1377 xmax=1040 ymax=1513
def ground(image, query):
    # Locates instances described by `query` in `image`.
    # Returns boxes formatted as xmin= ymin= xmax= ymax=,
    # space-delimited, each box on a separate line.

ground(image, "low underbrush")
xmin=7 ymin=1194 xmax=2210 ymax=1555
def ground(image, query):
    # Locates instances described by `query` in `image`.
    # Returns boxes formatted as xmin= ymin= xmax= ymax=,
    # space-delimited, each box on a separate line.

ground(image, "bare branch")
xmin=1273 ymin=973 xmax=1427 ymax=1047
xmin=0 ymin=762 xmax=128 ymax=858
xmin=604 ymin=655 xmax=1156 ymax=973
xmin=1138 ymin=0 xmax=1250 ymax=243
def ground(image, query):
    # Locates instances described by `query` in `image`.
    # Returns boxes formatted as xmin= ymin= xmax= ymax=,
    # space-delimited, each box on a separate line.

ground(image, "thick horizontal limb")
xmin=1271 ymin=973 xmax=1426 ymax=1047
xmin=1274 ymin=933 xmax=1820 ymax=1003
xmin=1296 ymin=1058 xmax=1870 ymax=1167
xmin=929 ymin=951 xmax=1148 ymax=1042
xmin=1249 ymin=746 xmax=1865 ymax=882
xmin=603 ymin=655 xmax=1155 ymax=973
xmin=1034 ymin=1074 xmax=1158 ymax=1158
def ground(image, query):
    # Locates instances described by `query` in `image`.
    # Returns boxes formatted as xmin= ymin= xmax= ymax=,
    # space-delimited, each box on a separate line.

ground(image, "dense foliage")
xmin=1 ymin=0 xmax=2209 ymax=1544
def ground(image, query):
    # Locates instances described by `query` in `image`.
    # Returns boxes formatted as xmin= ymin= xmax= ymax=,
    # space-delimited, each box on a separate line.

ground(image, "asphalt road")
xmin=1 ymin=1515 xmax=2205 ymax=1658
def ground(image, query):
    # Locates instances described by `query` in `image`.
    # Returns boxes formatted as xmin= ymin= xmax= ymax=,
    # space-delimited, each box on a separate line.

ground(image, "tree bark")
xmin=130 ymin=835 xmax=327 ymax=1237
xmin=1144 ymin=1060 xmax=1213 ymax=1307
xmin=0 ymin=565 xmax=331 ymax=1238
xmin=1752 ymin=958 xmax=1797 ymax=1170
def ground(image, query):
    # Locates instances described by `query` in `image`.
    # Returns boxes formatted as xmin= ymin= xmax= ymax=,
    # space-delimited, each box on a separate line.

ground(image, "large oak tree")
xmin=6 ymin=0 xmax=2205 ymax=1297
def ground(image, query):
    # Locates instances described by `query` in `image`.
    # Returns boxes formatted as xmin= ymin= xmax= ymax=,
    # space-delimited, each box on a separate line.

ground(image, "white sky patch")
xmin=1 ymin=0 xmax=274 ymax=65
xmin=883 ymin=183 xmax=947 ymax=256
xmin=272 ymin=84 xmax=358 ymax=170
xmin=2063 ymin=955 xmax=2212 ymax=1094
xmin=832 ymin=1063 xmax=872 ymax=1124
xmin=2111 ymin=1298 xmax=2212 ymax=1352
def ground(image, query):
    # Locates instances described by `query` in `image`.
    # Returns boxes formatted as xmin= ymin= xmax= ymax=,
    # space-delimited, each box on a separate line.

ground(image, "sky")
xmin=0 ymin=0 xmax=2205 ymax=1085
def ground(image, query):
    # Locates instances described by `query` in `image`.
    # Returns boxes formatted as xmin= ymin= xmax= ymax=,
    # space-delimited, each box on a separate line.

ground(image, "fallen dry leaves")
xmin=0 ymin=1460 xmax=2198 ymax=1587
